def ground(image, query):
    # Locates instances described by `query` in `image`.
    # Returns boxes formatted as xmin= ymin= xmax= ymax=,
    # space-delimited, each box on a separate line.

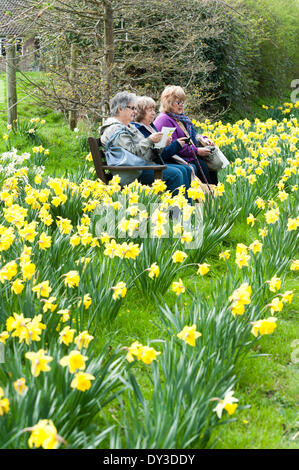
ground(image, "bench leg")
xmin=153 ymin=169 xmax=163 ymax=180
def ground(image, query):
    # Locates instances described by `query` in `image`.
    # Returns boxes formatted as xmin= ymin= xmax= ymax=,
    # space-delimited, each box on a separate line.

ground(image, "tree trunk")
xmin=102 ymin=1 xmax=114 ymax=118
xmin=6 ymin=39 xmax=18 ymax=126
xmin=69 ymin=42 xmax=78 ymax=130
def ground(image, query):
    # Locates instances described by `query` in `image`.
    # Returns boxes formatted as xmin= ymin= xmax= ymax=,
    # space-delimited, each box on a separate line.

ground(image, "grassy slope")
xmin=0 ymin=73 xmax=298 ymax=449
xmin=0 ymin=72 xmax=87 ymax=175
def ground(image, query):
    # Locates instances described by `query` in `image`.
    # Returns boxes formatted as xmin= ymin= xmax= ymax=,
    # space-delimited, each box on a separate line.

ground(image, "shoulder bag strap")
xmin=105 ymin=126 xmax=132 ymax=151
xmin=175 ymin=119 xmax=191 ymax=139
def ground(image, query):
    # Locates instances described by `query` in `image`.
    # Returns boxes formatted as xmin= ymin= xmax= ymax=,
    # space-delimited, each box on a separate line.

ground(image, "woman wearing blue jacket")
xmin=131 ymin=96 xmax=192 ymax=193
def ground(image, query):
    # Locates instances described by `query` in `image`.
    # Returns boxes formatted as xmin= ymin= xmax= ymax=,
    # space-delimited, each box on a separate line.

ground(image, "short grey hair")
xmin=109 ymin=91 xmax=137 ymax=116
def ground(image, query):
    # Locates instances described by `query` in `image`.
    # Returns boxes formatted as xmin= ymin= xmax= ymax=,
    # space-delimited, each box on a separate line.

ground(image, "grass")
xmin=0 ymin=72 xmax=90 ymax=175
xmin=0 ymin=72 xmax=298 ymax=449
xmin=212 ymin=279 xmax=299 ymax=449
xmin=224 ymin=88 xmax=294 ymax=123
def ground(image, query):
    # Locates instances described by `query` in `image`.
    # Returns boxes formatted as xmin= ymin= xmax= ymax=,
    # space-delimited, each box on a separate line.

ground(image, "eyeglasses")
xmin=174 ymin=101 xmax=185 ymax=106
xmin=127 ymin=105 xmax=137 ymax=111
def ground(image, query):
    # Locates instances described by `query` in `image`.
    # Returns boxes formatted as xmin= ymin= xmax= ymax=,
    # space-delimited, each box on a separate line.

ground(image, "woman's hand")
xmin=197 ymin=147 xmax=211 ymax=157
xmin=177 ymin=137 xmax=188 ymax=147
xmin=196 ymin=134 xmax=215 ymax=146
xmin=165 ymin=136 xmax=172 ymax=146
xmin=149 ymin=132 xmax=163 ymax=143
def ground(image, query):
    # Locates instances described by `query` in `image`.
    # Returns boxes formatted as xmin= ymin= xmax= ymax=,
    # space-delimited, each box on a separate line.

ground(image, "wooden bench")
xmin=88 ymin=137 xmax=166 ymax=185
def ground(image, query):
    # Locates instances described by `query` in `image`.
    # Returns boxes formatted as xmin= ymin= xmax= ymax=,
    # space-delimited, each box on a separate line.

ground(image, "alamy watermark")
xmin=291 ymin=340 xmax=299 ymax=365
xmin=92 ymin=195 xmax=204 ymax=249
xmin=0 ymin=78 xmax=4 ymax=104
xmin=290 ymin=79 xmax=299 ymax=104
xmin=0 ymin=344 xmax=5 ymax=364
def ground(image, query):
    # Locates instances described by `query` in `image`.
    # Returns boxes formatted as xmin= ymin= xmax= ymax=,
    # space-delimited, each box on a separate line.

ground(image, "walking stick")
xmin=185 ymin=138 xmax=214 ymax=199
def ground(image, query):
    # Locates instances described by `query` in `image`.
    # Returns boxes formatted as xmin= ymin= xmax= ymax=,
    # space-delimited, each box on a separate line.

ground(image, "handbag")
xmin=176 ymin=120 xmax=229 ymax=172
xmin=197 ymin=136 xmax=230 ymax=172
xmin=104 ymin=127 xmax=151 ymax=183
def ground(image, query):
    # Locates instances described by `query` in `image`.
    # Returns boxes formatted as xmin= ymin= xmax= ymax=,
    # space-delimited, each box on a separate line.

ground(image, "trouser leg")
xmin=139 ymin=165 xmax=183 ymax=195
xmin=168 ymin=163 xmax=192 ymax=189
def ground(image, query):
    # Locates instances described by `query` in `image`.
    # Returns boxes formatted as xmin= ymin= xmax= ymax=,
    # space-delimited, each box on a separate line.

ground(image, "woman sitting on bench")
xmin=132 ymin=95 xmax=192 ymax=191
xmin=99 ymin=91 xmax=190 ymax=196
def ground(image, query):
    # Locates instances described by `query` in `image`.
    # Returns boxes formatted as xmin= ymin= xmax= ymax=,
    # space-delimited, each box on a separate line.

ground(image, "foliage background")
xmin=8 ymin=0 xmax=298 ymax=124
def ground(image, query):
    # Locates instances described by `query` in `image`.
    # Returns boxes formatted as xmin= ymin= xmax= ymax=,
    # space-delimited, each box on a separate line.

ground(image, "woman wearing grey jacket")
xmin=99 ymin=91 xmax=188 ymax=194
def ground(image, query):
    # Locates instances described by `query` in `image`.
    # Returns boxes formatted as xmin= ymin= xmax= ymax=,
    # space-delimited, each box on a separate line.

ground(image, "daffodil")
xmin=74 ymin=331 xmax=94 ymax=350
xmin=25 ymin=349 xmax=53 ymax=377
xmin=56 ymin=309 xmax=70 ymax=322
xmin=219 ymin=250 xmax=230 ymax=260
xmin=197 ymin=263 xmax=210 ymax=276
xmin=32 ymin=280 xmax=52 ymax=298
xmin=0 ymin=397 xmax=9 ymax=415
xmin=268 ymin=297 xmax=284 ymax=314
xmin=229 ymin=283 xmax=252 ymax=317
xmin=258 ymin=227 xmax=268 ymax=238
xmin=59 ymin=326 xmax=76 ymax=346
xmin=290 ymin=260 xmax=299 ymax=271
xmin=18 ymin=314 xmax=46 ymax=345
xmin=126 ymin=341 xmax=143 ymax=363
xmin=172 ymin=251 xmax=188 ymax=263
xmin=246 ymin=213 xmax=256 ymax=226
xmin=6 ymin=312 xmax=30 ymax=337
xmin=59 ymin=350 xmax=88 ymax=374
xmin=177 ymin=325 xmax=202 ymax=347
xmin=27 ymin=420 xmax=64 ymax=449
xmin=0 ymin=331 xmax=9 ymax=344
xmin=21 ymin=261 xmax=36 ymax=281
xmin=147 ymin=262 xmax=160 ymax=279
xmin=235 ymin=252 xmax=250 ymax=269
xmin=42 ymin=296 xmax=57 ymax=313
xmin=280 ymin=290 xmax=293 ymax=304
xmin=71 ymin=372 xmax=95 ymax=391
xmin=249 ymin=240 xmax=263 ymax=254
xmin=11 ymin=278 xmax=24 ymax=295
xmin=70 ymin=234 xmax=81 ymax=247
xmin=111 ymin=281 xmax=127 ymax=300
xmin=64 ymin=270 xmax=80 ymax=288
xmin=251 ymin=317 xmax=277 ymax=337
xmin=267 ymin=275 xmax=281 ymax=293
xmin=181 ymin=232 xmax=193 ymax=244
xmin=38 ymin=232 xmax=52 ymax=250
xmin=212 ymin=389 xmax=239 ymax=418
xmin=56 ymin=216 xmax=73 ymax=235
xmin=140 ymin=346 xmax=161 ymax=365
xmin=13 ymin=377 xmax=28 ymax=395
xmin=265 ymin=207 xmax=279 ymax=224
xmin=171 ymin=279 xmax=185 ymax=296
xmin=287 ymin=218 xmax=299 ymax=231
xmin=78 ymin=293 xmax=92 ymax=310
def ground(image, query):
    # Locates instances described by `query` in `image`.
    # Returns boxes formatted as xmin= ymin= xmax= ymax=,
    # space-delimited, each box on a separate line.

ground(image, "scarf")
xmin=167 ymin=112 xmax=194 ymax=138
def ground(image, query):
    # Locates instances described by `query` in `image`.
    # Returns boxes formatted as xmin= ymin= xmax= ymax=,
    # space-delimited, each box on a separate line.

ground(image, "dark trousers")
xmin=139 ymin=163 xmax=192 ymax=196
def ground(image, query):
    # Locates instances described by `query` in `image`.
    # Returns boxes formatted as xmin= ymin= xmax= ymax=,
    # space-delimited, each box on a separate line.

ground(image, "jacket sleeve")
xmin=161 ymin=140 xmax=182 ymax=161
xmin=118 ymin=131 xmax=155 ymax=162
xmin=154 ymin=114 xmax=198 ymax=160
xmin=102 ymin=124 xmax=155 ymax=162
